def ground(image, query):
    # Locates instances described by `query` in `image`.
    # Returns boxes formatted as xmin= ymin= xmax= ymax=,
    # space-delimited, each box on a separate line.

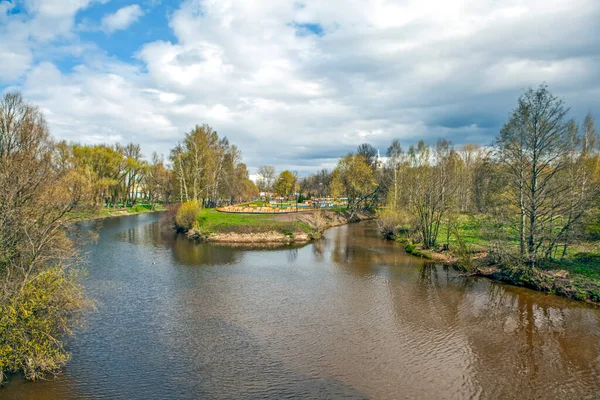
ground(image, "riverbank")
xmin=392 ymin=214 xmax=600 ymax=305
xmin=66 ymin=204 xmax=166 ymax=222
xmin=5 ymin=215 xmax=599 ymax=399
xmin=185 ymin=209 xmax=373 ymax=244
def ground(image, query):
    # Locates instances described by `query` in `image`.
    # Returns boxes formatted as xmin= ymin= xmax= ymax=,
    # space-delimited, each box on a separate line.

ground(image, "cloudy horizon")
xmin=2 ymin=0 xmax=599 ymax=175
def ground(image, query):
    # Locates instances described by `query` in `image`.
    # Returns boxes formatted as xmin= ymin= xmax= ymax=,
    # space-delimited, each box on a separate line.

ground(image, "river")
xmin=2 ymin=213 xmax=599 ymax=399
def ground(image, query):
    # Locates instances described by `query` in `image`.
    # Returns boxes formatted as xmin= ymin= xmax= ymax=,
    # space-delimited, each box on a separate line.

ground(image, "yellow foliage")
xmin=0 ymin=267 xmax=91 ymax=381
xmin=175 ymin=201 xmax=201 ymax=230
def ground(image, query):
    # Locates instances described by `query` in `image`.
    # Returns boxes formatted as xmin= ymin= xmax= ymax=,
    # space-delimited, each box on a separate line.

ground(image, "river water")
xmin=2 ymin=213 xmax=600 ymax=399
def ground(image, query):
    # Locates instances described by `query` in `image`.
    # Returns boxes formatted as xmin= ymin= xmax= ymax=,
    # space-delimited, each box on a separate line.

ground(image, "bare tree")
xmin=386 ymin=139 xmax=404 ymax=209
xmin=545 ymin=115 xmax=600 ymax=258
xmin=0 ymin=92 xmax=92 ymax=380
xmin=356 ymin=143 xmax=378 ymax=169
xmin=401 ymin=140 xmax=459 ymax=249
xmin=256 ymin=165 xmax=276 ymax=197
xmin=495 ymin=84 xmax=571 ymax=267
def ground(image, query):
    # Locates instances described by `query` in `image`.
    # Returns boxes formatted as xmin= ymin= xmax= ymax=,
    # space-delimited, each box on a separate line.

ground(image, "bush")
xmin=376 ymin=208 xmax=412 ymax=239
xmin=0 ymin=267 xmax=92 ymax=381
xmin=174 ymin=201 xmax=201 ymax=231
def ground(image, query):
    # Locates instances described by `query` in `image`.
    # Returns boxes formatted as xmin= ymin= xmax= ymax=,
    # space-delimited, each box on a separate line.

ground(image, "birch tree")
xmin=496 ymin=85 xmax=571 ymax=267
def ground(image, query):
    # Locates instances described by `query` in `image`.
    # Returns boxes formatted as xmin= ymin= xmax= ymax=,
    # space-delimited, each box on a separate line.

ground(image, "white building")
xmin=376 ymin=149 xmax=384 ymax=169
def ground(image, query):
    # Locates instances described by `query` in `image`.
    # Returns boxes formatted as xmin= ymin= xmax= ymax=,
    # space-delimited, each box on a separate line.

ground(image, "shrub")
xmin=174 ymin=201 xmax=201 ymax=231
xmin=376 ymin=208 xmax=411 ymax=239
xmin=311 ymin=210 xmax=327 ymax=232
xmin=0 ymin=267 xmax=92 ymax=381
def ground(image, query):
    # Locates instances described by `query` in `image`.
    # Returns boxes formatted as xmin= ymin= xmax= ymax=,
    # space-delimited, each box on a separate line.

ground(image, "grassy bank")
xmin=66 ymin=203 xmax=166 ymax=222
xmin=181 ymin=207 xmax=369 ymax=244
xmin=195 ymin=209 xmax=315 ymax=237
xmin=394 ymin=214 xmax=600 ymax=304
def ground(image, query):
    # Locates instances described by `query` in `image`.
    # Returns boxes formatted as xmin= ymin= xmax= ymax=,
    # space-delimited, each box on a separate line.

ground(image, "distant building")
xmin=259 ymin=191 xmax=275 ymax=199
xmin=376 ymin=149 xmax=384 ymax=169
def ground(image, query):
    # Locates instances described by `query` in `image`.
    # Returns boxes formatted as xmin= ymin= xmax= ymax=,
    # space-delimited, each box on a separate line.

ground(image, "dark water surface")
xmin=2 ymin=213 xmax=600 ymax=399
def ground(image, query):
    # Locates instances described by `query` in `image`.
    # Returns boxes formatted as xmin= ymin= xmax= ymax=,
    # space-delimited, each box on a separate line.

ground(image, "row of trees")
xmin=255 ymin=166 xmax=300 ymax=201
xmin=50 ymin=124 xmax=261 ymax=211
xmin=377 ymin=85 xmax=600 ymax=269
xmin=264 ymin=86 xmax=598 ymax=273
xmin=170 ymin=124 xmax=258 ymax=206
xmin=255 ymin=145 xmax=382 ymax=210
xmin=54 ymin=142 xmax=171 ymax=209
xmin=0 ymin=93 xmax=262 ymax=381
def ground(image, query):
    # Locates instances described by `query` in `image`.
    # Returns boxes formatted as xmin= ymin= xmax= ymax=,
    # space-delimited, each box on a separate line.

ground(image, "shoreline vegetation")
xmin=374 ymin=85 xmax=600 ymax=305
xmin=66 ymin=203 xmax=166 ymax=222
xmin=173 ymin=204 xmax=373 ymax=244
xmin=381 ymin=213 xmax=600 ymax=305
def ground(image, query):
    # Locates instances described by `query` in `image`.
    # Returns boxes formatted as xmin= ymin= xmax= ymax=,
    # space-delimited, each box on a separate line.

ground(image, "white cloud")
xmin=0 ymin=0 xmax=101 ymax=82
xmin=0 ymin=43 xmax=33 ymax=82
xmin=3 ymin=0 xmax=600 ymax=174
xmin=101 ymin=4 xmax=145 ymax=34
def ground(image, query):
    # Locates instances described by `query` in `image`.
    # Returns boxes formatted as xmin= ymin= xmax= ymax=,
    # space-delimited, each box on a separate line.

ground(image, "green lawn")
xmin=442 ymin=214 xmax=600 ymax=285
xmin=446 ymin=214 xmax=489 ymax=247
xmin=67 ymin=203 xmax=165 ymax=221
xmin=327 ymin=206 xmax=348 ymax=213
xmin=539 ymin=252 xmax=600 ymax=282
xmin=196 ymin=209 xmax=314 ymax=235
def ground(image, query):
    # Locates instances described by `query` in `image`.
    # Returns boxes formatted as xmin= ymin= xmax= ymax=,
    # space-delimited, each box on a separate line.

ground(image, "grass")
xmin=539 ymin=252 xmax=600 ymax=281
xmin=67 ymin=203 xmax=165 ymax=221
xmin=392 ymin=212 xmax=600 ymax=302
xmin=195 ymin=209 xmax=314 ymax=235
xmin=405 ymin=243 xmax=432 ymax=259
xmin=443 ymin=214 xmax=521 ymax=248
xmin=448 ymin=214 xmax=600 ymax=274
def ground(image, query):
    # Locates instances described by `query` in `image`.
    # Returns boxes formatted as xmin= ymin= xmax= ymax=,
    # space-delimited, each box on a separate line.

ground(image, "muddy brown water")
xmin=1 ymin=213 xmax=599 ymax=399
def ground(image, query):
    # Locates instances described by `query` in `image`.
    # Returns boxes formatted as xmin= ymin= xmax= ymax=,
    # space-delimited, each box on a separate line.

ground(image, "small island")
xmin=172 ymin=201 xmax=372 ymax=244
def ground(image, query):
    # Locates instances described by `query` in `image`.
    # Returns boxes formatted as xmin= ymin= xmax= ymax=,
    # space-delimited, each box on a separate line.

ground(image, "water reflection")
xmin=2 ymin=213 xmax=599 ymax=399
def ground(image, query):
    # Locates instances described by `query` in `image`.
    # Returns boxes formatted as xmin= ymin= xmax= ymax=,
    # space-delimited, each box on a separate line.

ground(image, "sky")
xmin=1 ymin=0 xmax=600 ymax=175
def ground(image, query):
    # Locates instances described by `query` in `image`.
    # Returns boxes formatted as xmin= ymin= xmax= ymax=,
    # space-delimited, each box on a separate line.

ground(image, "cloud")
xmin=0 ymin=0 xmax=103 ymax=82
xmin=3 ymin=0 xmax=600 ymax=175
xmin=101 ymin=4 xmax=145 ymax=34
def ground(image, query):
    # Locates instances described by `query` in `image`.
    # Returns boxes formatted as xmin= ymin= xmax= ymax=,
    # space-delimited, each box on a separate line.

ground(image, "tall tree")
xmin=456 ymin=143 xmax=486 ymax=213
xmin=0 ymin=92 xmax=91 ymax=381
xmin=144 ymin=152 xmax=172 ymax=208
xmin=403 ymin=140 xmax=458 ymax=249
xmin=330 ymin=154 xmax=377 ymax=215
xmin=495 ymin=84 xmax=571 ymax=267
xmin=256 ymin=165 xmax=276 ymax=196
xmin=274 ymin=170 xmax=297 ymax=199
xmin=386 ymin=139 xmax=404 ymax=209
xmin=356 ymin=143 xmax=378 ymax=169
xmin=120 ymin=143 xmax=146 ymax=207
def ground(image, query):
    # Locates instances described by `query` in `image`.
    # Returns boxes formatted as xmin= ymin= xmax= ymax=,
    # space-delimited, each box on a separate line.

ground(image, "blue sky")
xmin=76 ymin=1 xmax=177 ymax=65
xmin=1 ymin=0 xmax=600 ymax=174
